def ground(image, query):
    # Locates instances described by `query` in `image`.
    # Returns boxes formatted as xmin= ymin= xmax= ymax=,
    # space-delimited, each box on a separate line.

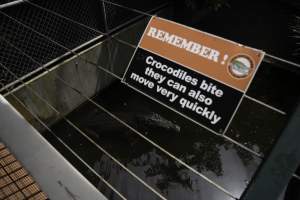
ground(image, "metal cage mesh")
xmin=0 ymin=0 xmax=158 ymax=91
xmin=0 ymin=0 xmax=105 ymax=90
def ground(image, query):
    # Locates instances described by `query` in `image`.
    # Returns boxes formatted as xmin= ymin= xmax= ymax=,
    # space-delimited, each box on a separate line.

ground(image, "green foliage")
xmin=204 ymin=0 xmax=229 ymax=11
xmin=292 ymin=16 xmax=300 ymax=55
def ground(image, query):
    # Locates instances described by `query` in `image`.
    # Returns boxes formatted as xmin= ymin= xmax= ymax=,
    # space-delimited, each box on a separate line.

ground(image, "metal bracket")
xmin=241 ymin=101 xmax=300 ymax=200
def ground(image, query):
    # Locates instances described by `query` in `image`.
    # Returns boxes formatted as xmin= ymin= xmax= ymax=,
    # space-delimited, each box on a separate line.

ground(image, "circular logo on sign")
xmin=228 ymin=55 xmax=253 ymax=78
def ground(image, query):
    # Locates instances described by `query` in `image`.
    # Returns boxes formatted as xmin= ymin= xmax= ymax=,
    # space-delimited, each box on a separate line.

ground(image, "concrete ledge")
xmin=0 ymin=95 xmax=107 ymax=200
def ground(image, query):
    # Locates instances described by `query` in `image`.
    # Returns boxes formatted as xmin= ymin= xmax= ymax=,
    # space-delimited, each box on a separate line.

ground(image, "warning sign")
xmin=122 ymin=17 xmax=265 ymax=133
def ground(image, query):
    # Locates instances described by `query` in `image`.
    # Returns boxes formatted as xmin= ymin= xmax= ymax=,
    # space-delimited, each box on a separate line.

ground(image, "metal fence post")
xmin=241 ymin=101 xmax=300 ymax=200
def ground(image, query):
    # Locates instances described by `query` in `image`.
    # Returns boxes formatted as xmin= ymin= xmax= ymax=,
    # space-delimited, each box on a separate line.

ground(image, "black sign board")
xmin=123 ymin=48 xmax=244 ymax=133
xmin=122 ymin=17 xmax=264 ymax=133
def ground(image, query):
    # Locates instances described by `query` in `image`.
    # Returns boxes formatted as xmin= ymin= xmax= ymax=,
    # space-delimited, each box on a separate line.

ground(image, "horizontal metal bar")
xmin=265 ymin=53 xmax=300 ymax=69
xmin=0 ymin=35 xmax=104 ymax=95
xmin=0 ymin=0 xmax=25 ymax=9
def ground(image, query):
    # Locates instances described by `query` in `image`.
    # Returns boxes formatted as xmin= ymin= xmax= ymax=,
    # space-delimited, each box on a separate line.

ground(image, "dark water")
xmin=41 ymin=78 xmax=263 ymax=199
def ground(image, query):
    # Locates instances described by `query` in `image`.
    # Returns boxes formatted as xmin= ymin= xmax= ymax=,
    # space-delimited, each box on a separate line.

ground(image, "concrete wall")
xmin=5 ymin=41 xmax=116 ymax=131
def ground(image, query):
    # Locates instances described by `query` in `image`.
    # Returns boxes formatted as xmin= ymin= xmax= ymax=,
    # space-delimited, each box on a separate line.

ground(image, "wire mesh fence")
xmin=0 ymin=0 xmax=168 ymax=92
xmin=30 ymin=0 xmax=107 ymax=32
xmin=0 ymin=39 xmax=39 ymax=86
xmin=0 ymin=0 xmax=103 ymax=90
